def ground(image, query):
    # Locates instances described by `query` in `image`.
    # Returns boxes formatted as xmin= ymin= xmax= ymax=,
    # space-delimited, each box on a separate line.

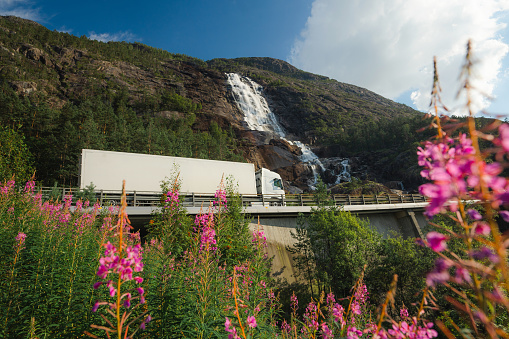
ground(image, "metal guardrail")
xmin=36 ymin=187 xmax=428 ymax=208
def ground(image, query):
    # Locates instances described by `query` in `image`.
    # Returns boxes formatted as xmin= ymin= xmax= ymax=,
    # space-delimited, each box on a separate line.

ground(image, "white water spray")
xmin=227 ymin=73 xmax=325 ymax=186
xmin=335 ymin=159 xmax=351 ymax=184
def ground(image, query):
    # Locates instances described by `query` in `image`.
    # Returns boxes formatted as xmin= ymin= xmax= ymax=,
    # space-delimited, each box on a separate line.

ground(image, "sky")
xmin=1 ymin=0 xmax=509 ymax=116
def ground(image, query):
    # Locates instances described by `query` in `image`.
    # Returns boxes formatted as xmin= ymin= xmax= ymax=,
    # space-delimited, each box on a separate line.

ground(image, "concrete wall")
xmin=248 ymin=208 xmax=428 ymax=284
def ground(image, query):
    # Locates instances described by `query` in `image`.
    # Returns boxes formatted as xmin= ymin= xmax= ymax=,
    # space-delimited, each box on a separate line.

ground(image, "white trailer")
xmin=79 ymin=149 xmax=284 ymax=196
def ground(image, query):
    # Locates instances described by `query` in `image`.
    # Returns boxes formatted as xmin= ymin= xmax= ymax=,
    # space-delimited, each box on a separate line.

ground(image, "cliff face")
xmin=0 ymin=16 xmax=425 ymax=190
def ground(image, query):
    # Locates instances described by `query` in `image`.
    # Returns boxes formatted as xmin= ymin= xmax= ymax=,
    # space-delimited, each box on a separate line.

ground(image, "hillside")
xmin=0 ymin=15 xmax=432 ymax=190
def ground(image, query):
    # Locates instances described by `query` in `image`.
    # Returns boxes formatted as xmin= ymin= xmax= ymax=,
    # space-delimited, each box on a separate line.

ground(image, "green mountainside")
xmin=0 ymin=15 xmax=438 ymax=189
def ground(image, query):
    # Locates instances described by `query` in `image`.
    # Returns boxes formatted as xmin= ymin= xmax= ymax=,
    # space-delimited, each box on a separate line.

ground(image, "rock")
xmin=9 ymin=81 xmax=37 ymax=94
xmin=19 ymin=44 xmax=52 ymax=66
xmin=256 ymin=144 xmax=299 ymax=170
xmin=269 ymin=138 xmax=302 ymax=156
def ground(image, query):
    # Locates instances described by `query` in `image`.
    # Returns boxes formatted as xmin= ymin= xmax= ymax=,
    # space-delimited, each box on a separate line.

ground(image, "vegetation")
xmin=0 ymin=79 xmax=243 ymax=185
xmin=289 ymin=181 xmax=436 ymax=312
xmin=0 ymin=176 xmax=442 ymax=339
xmin=0 ymin=126 xmax=34 ymax=182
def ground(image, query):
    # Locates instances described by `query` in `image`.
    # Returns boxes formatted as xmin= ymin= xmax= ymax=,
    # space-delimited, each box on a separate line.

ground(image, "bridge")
xmin=47 ymin=187 xmax=430 ymax=283
xmin=45 ymin=187 xmax=429 ymax=239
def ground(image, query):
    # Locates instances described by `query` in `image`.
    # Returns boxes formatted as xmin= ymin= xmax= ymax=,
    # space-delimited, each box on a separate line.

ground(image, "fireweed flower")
xmin=474 ymin=221 xmax=491 ymax=236
xmin=497 ymin=124 xmax=509 ymax=152
xmin=94 ymin=241 xmax=144 ymax=304
xmin=303 ymin=302 xmax=319 ymax=334
xmin=194 ymin=213 xmax=213 ymax=230
xmin=417 ymin=135 xmax=484 ymax=218
xmin=321 ymin=322 xmax=333 ymax=339
xmin=347 ymin=326 xmax=363 ymax=339
xmin=426 ymin=258 xmax=452 ymax=287
xmin=165 ymin=189 xmax=179 ymax=209
xmin=0 ymin=180 xmax=15 ymax=195
xmin=470 ymin=246 xmax=499 ymax=263
xmin=246 ymin=315 xmax=257 ymax=328
xmin=333 ymin=304 xmax=346 ymax=326
xmin=453 ymin=266 xmax=472 ymax=284
xmin=225 ymin=317 xmax=240 ymax=339
xmin=426 ymin=232 xmax=448 ymax=252
xmin=200 ymin=225 xmax=217 ymax=252
xmin=326 ymin=292 xmax=336 ymax=306
xmin=290 ymin=292 xmax=299 ymax=312
xmin=15 ymin=232 xmax=26 ymax=250
xmin=252 ymin=229 xmax=267 ymax=247
xmin=467 ymin=209 xmax=482 ymax=220
xmin=24 ymin=180 xmax=35 ymax=194
xmin=214 ymin=188 xmax=227 ymax=207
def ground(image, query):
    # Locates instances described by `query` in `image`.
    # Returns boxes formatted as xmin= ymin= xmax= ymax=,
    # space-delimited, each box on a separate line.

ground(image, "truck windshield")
xmin=272 ymin=178 xmax=283 ymax=190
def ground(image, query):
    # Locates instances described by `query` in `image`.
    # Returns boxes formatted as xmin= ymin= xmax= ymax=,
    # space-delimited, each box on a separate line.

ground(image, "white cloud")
xmin=290 ymin=0 xmax=509 ymax=115
xmin=88 ymin=31 xmax=137 ymax=43
xmin=0 ymin=0 xmax=41 ymax=21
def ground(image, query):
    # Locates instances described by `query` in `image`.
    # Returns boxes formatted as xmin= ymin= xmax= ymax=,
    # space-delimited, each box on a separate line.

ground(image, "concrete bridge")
xmin=52 ymin=187 xmax=429 ymax=283
xmin=118 ymin=193 xmax=429 ymax=283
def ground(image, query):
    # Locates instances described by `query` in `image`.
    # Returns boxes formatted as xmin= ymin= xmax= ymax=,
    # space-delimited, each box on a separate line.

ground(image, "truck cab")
xmin=255 ymin=168 xmax=285 ymax=195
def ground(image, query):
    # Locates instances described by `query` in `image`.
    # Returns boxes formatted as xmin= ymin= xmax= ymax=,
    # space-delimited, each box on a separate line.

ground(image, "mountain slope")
xmin=0 ymin=16 xmax=429 ymax=190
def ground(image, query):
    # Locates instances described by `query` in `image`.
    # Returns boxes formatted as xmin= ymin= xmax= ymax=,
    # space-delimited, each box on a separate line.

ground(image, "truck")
xmin=79 ymin=149 xmax=285 ymax=197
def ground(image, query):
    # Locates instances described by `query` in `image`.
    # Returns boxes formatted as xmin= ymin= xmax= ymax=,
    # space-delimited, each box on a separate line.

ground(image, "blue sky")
xmin=1 ymin=0 xmax=509 ymax=115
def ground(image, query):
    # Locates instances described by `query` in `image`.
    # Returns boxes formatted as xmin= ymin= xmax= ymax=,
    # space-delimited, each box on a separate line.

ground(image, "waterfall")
xmin=227 ymin=73 xmax=324 ymax=187
xmin=335 ymin=159 xmax=351 ymax=184
xmin=227 ymin=73 xmax=286 ymax=137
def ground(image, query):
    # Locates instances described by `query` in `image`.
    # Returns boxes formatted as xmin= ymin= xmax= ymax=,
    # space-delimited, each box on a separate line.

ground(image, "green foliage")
xmin=147 ymin=170 xmax=193 ymax=257
xmin=0 ymin=80 xmax=243 ymax=185
xmin=142 ymin=177 xmax=275 ymax=338
xmin=289 ymin=196 xmax=438 ymax=312
xmin=367 ymin=236 xmax=435 ymax=306
xmin=0 ymin=126 xmax=34 ymax=182
xmin=0 ymin=183 xmax=106 ymax=338
xmin=215 ymin=176 xmax=256 ymax=267
xmin=291 ymin=204 xmax=382 ymax=298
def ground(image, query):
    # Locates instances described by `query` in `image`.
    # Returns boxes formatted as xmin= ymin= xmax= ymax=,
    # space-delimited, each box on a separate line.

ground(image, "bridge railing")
xmin=35 ymin=187 xmax=428 ymax=208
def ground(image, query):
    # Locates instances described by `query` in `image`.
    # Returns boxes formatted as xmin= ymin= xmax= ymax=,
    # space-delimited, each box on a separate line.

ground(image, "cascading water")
xmin=227 ymin=73 xmax=325 ymax=187
xmin=335 ymin=159 xmax=351 ymax=184
xmin=227 ymin=73 xmax=286 ymax=137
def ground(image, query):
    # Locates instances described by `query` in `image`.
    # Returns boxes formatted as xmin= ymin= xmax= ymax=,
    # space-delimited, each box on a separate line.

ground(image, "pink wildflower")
xmin=426 ymin=232 xmax=448 ymax=252
xmin=93 ymin=242 xmax=144 ymax=309
xmin=426 ymin=258 xmax=452 ymax=286
xmin=15 ymin=232 xmax=26 ymax=250
xmin=474 ymin=222 xmax=491 ymax=236
xmin=24 ymin=181 xmax=35 ymax=194
xmin=467 ymin=209 xmax=482 ymax=220
xmin=332 ymin=304 xmax=345 ymax=326
xmin=1 ymin=180 xmax=15 ymax=194
xmin=347 ymin=326 xmax=363 ymax=339
xmin=497 ymin=124 xmax=509 ymax=152
xmin=247 ymin=315 xmax=257 ymax=328
xmin=321 ymin=322 xmax=333 ymax=339
xmin=214 ymin=188 xmax=227 ymax=207
xmin=453 ymin=266 xmax=472 ymax=284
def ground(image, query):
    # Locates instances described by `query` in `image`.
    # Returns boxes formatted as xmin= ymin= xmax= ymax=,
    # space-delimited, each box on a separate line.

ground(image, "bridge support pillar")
xmin=395 ymin=211 xmax=424 ymax=239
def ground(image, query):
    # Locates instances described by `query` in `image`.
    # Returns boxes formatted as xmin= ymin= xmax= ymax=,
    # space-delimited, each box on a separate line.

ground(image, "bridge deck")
xmin=121 ymin=201 xmax=428 ymax=216
xmin=40 ymin=186 xmax=427 ymax=210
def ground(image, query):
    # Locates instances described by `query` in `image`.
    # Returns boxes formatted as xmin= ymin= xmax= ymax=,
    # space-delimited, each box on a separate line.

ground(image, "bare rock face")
xmin=9 ymin=81 xmax=37 ymax=94
xmin=19 ymin=44 xmax=53 ymax=66
xmin=256 ymin=144 xmax=298 ymax=170
xmin=269 ymin=138 xmax=302 ymax=156
xmin=275 ymin=163 xmax=313 ymax=191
